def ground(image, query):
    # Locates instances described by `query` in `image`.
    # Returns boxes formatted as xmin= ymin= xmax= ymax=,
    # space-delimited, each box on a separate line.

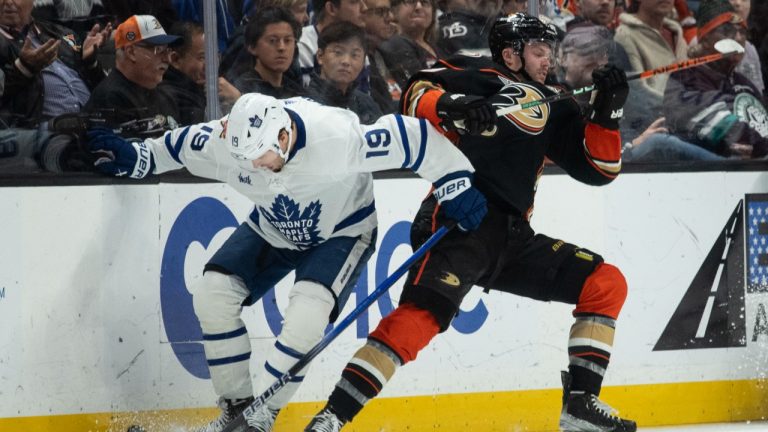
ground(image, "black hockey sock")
xmin=567 ymin=315 xmax=615 ymax=395
xmin=326 ymin=339 xmax=402 ymax=422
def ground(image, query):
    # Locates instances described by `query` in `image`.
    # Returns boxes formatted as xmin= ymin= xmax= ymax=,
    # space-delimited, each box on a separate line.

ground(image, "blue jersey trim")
xmin=207 ymin=352 xmax=251 ymax=367
xmin=202 ymin=326 xmax=248 ymax=341
xmin=165 ymin=126 xmax=191 ymax=164
xmin=394 ymin=114 xmax=411 ymax=169
xmin=411 ymin=119 xmax=428 ymax=172
xmin=333 ymin=202 xmax=376 ymax=233
xmin=286 ymin=109 xmax=307 ymax=162
xmin=249 ymin=206 xmax=260 ymax=226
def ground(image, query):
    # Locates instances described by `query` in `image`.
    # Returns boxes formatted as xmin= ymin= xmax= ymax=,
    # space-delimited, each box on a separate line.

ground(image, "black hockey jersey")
xmin=401 ymin=55 xmax=622 ymax=219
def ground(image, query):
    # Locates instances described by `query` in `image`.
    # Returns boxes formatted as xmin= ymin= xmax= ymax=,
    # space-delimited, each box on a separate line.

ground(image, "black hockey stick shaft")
xmin=221 ymin=223 xmax=455 ymax=432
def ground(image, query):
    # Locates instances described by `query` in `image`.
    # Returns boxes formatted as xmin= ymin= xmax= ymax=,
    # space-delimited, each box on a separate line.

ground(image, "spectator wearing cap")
xmin=158 ymin=21 xmax=206 ymax=126
xmin=0 ymin=0 xmax=111 ymax=128
xmin=614 ymin=0 xmax=688 ymax=98
xmin=85 ymin=15 xmax=181 ymax=137
xmin=297 ymin=0 xmax=368 ymax=87
xmin=664 ymin=0 xmax=767 ymax=159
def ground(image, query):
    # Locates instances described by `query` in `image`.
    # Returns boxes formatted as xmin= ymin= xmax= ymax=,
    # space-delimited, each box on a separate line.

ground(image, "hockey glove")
xmin=433 ymin=172 xmax=487 ymax=232
xmin=589 ymin=64 xmax=629 ymax=130
xmin=436 ymin=92 xmax=495 ymax=136
xmin=87 ymin=127 xmax=154 ymax=179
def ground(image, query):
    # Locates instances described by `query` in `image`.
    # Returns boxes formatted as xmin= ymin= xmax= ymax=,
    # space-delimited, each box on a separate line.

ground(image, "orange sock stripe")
xmin=344 ymin=367 xmax=381 ymax=393
xmin=573 ymin=351 xmax=611 ymax=361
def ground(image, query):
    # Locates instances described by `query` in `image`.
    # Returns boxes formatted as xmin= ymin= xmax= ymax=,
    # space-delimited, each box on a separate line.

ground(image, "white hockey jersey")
xmin=147 ymin=97 xmax=474 ymax=250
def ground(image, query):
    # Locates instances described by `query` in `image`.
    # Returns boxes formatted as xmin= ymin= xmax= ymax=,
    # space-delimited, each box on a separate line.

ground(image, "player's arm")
xmin=87 ymin=120 xmax=228 ymax=181
xmin=548 ymin=65 xmax=628 ymax=185
xmin=348 ymin=113 xmax=487 ymax=231
xmin=402 ymin=78 xmax=495 ymax=137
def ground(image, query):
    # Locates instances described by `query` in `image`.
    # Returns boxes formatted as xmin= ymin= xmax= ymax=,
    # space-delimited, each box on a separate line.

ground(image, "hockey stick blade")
xmin=220 ymin=223 xmax=455 ymax=432
xmin=492 ymin=38 xmax=744 ymax=118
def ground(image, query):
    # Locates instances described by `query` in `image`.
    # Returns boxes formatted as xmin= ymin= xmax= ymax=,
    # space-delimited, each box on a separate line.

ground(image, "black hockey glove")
xmin=589 ymin=64 xmax=629 ymax=130
xmin=436 ymin=92 xmax=495 ymax=136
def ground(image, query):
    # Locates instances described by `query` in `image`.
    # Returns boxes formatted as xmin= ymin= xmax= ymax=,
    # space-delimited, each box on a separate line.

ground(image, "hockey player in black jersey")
xmin=305 ymin=13 xmax=636 ymax=432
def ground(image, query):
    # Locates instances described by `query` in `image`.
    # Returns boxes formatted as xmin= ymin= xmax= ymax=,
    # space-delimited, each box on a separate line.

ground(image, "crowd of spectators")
xmin=0 ymin=0 xmax=766 ymax=173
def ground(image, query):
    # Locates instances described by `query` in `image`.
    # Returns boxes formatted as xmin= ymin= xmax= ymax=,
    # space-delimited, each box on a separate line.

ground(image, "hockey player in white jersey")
xmin=86 ymin=93 xmax=487 ymax=432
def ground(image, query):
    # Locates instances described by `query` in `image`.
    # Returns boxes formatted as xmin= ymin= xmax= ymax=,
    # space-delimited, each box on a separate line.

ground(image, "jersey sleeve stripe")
xmin=165 ymin=126 xmax=191 ymax=164
xmin=333 ymin=202 xmax=376 ymax=233
xmin=410 ymin=118 xmax=428 ymax=171
xmin=394 ymin=114 xmax=411 ymax=169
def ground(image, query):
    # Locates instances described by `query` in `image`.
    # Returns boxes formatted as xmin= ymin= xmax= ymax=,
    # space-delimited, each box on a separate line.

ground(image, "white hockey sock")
xmin=252 ymin=280 xmax=334 ymax=410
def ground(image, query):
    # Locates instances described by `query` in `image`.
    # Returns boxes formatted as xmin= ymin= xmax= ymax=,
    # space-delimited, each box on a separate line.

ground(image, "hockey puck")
xmin=127 ymin=426 xmax=146 ymax=432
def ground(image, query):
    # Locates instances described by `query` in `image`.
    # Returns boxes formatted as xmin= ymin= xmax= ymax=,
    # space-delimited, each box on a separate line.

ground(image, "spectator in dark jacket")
xmin=218 ymin=6 xmax=304 ymax=114
xmin=85 ymin=15 xmax=181 ymax=138
xmin=0 ymin=0 xmax=110 ymax=127
xmin=159 ymin=21 xmax=206 ymax=125
xmin=664 ymin=0 xmax=767 ymax=158
xmin=306 ymin=21 xmax=382 ymax=124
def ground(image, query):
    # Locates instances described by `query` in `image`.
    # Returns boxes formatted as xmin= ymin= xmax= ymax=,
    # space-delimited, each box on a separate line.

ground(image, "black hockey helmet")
xmin=489 ymin=13 xmax=559 ymax=64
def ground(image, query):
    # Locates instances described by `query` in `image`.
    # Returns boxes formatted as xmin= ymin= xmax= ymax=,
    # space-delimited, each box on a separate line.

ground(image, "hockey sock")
xmin=193 ymin=272 xmax=254 ymax=399
xmin=569 ymin=263 xmax=627 ymax=395
xmin=568 ymin=314 xmax=615 ymax=396
xmin=327 ymin=339 xmax=402 ymax=422
xmin=327 ymin=303 xmax=440 ymax=422
xmin=252 ymin=280 xmax=334 ymax=410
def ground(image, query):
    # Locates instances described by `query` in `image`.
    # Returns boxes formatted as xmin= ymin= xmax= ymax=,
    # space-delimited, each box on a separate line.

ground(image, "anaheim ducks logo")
xmin=492 ymin=82 xmax=549 ymax=135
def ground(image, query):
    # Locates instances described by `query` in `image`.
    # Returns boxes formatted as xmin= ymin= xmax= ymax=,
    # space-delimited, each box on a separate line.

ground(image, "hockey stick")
xmin=220 ymin=223 xmax=455 ymax=432
xmin=492 ymin=38 xmax=744 ymax=118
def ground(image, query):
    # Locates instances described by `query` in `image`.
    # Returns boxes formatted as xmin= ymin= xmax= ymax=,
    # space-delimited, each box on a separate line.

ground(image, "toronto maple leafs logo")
xmin=260 ymin=194 xmax=324 ymax=248
xmin=250 ymin=115 xmax=263 ymax=128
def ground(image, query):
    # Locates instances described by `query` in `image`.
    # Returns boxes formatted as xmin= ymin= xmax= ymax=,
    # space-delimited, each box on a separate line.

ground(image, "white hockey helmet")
xmin=227 ymin=93 xmax=293 ymax=167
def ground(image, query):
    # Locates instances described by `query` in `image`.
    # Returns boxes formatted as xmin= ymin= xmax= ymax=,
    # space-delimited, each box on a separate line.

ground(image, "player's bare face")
xmin=523 ymin=42 xmax=552 ymax=84
xmin=252 ymin=22 xmax=296 ymax=75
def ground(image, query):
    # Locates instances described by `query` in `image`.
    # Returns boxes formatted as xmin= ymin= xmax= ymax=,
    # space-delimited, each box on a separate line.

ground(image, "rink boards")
xmin=1 ymin=170 xmax=767 ymax=431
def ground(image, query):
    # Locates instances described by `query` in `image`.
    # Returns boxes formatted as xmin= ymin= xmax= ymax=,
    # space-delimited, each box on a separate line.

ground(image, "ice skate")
xmin=245 ymin=404 xmax=280 ymax=432
xmin=304 ymin=406 xmax=346 ymax=432
xmin=196 ymin=397 xmax=255 ymax=432
xmin=560 ymin=371 xmax=636 ymax=432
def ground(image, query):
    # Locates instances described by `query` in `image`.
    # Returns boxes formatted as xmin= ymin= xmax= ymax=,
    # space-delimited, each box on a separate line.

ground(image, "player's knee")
xmin=191 ymin=271 xmax=249 ymax=323
xmin=575 ymin=263 xmax=627 ymax=319
xmin=278 ymin=280 xmax=335 ymax=353
xmin=369 ymin=303 xmax=440 ymax=364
